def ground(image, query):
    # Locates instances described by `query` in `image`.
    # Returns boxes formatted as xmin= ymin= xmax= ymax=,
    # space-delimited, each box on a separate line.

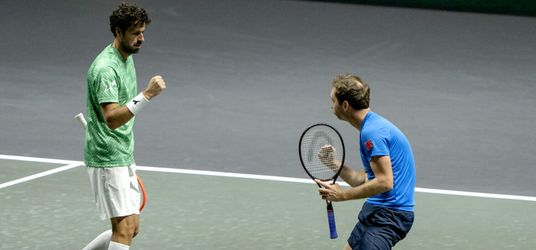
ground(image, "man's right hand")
xmin=318 ymin=144 xmax=340 ymax=171
xmin=143 ymin=75 xmax=166 ymax=100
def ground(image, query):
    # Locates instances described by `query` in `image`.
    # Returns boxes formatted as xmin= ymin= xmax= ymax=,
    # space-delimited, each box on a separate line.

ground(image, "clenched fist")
xmin=143 ymin=75 xmax=166 ymax=100
xmin=318 ymin=144 xmax=340 ymax=171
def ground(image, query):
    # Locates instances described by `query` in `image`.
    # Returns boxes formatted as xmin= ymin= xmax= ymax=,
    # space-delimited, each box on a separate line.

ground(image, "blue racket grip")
xmin=327 ymin=202 xmax=338 ymax=239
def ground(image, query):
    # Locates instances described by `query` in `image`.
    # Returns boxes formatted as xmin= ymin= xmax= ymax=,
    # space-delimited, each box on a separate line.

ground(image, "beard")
xmin=120 ymin=40 xmax=141 ymax=54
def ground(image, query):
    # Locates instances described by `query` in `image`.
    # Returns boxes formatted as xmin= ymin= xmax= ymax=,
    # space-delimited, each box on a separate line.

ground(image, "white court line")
xmin=0 ymin=154 xmax=81 ymax=165
xmin=0 ymin=162 xmax=82 ymax=189
xmin=1 ymin=154 xmax=535 ymax=201
xmin=414 ymin=188 xmax=536 ymax=202
xmin=137 ymin=165 xmax=536 ymax=202
xmin=137 ymin=165 xmax=314 ymax=184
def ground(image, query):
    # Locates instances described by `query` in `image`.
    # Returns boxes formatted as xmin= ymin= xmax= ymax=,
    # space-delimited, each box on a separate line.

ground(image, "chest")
xmin=115 ymin=62 xmax=137 ymax=101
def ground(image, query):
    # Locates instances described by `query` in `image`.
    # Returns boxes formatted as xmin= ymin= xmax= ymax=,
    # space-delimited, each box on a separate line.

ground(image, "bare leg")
xmin=110 ymin=214 xmax=139 ymax=246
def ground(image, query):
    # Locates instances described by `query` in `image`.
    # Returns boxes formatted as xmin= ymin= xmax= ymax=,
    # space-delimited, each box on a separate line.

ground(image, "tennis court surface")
xmin=1 ymin=155 xmax=535 ymax=249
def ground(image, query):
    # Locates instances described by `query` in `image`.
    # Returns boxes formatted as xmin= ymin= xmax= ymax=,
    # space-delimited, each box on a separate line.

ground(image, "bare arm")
xmin=317 ymin=145 xmax=366 ymax=187
xmin=101 ymin=102 xmax=134 ymax=130
xmin=101 ymin=75 xmax=166 ymax=130
xmin=317 ymin=155 xmax=393 ymax=201
xmin=338 ymin=165 xmax=367 ymax=187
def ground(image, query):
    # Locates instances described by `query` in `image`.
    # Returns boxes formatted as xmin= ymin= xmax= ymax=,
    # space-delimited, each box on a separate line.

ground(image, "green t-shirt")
xmin=84 ymin=44 xmax=137 ymax=167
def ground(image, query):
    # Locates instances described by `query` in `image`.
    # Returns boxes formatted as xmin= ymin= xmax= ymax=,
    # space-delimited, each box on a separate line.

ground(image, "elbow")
xmin=378 ymin=177 xmax=393 ymax=192
xmin=107 ymin=123 xmax=120 ymax=130
xmin=100 ymin=103 xmax=126 ymax=130
xmin=385 ymin=182 xmax=393 ymax=191
xmin=104 ymin=117 xmax=120 ymax=130
xmin=107 ymin=123 xmax=119 ymax=130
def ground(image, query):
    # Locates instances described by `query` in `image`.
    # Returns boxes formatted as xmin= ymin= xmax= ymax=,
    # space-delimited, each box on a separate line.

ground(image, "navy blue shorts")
xmin=347 ymin=202 xmax=414 ymax=250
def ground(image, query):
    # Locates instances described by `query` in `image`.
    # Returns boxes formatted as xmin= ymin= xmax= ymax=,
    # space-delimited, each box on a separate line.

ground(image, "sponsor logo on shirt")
xmin=104 ymin=80 xmax=117 ymax=92
xmin=365 ymin=139 xmax=374 ymax=151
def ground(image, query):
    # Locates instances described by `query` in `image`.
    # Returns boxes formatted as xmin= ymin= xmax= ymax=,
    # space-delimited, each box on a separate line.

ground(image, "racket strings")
xmin=300 ymin=127 xmax=344 ymax=180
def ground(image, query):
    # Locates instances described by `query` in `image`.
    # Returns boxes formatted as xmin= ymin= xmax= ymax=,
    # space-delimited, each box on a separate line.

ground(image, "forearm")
xmin=319 ymin=156 xmax=394 ymax=202
xmin=102 ymin=103 xmax=134 ymax=130
xmin=338 ymin=165 xmax=367 ymax=187
xmin=341 ymin=177 xmax=392 ymax=201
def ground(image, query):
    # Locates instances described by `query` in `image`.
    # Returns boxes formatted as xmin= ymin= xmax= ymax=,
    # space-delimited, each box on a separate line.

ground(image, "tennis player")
xmin=82 ymin=3 xmax=165 ymax=250
xmin=316 ymin=74 xmax=415 ymax=250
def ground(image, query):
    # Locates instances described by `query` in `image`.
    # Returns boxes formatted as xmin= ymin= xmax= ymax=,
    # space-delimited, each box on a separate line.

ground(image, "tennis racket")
xmin=299 ymin=123 xmax=345 ymax=239
xmin=74 ymin=113 xmax=147 ymax=212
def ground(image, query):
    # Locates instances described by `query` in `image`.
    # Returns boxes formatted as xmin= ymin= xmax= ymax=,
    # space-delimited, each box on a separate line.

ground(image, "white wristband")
xmin=126 ymin=92 xmax=149 ymax=115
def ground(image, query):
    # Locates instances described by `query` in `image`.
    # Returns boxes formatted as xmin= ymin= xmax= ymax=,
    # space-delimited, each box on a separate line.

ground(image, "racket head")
xmin=299 ymin=123 xmax=345 ymax=183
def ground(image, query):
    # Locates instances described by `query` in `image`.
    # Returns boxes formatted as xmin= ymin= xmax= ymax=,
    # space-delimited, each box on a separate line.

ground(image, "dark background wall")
xmin=309 ymin=0 xmax=536 ymax=16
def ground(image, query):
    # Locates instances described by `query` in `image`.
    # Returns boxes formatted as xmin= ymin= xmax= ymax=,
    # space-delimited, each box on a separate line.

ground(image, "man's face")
xmin=330 ymin=88 xmax=344 ymax=120
xmin=118 ymin=23 xmax=146 ymax=54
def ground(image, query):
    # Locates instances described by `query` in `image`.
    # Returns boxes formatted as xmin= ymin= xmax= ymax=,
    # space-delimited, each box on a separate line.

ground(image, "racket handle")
xmin=327 ymin=202 xmax=338 ymax=239
xmin=74 ymin=113 xmax=87 ymax=129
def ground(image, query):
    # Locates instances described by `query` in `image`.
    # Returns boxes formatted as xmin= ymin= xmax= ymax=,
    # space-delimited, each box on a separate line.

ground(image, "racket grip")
xmin=327 ymin=202 xmax=338 ymax=239
xmin=74 ymin=113 xmax=87 ymax=129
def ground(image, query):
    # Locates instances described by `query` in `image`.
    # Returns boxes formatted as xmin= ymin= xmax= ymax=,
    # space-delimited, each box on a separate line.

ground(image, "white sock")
xmin=108 ymin=241 xmax=130 ymax=250
xmin=82 ymin=230 xmax=112 ymax=250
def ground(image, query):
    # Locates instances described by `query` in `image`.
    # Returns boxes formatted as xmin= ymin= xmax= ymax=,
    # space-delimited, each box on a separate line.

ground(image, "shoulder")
xmin=90 ymin=46 xmax=121 ymax=69
xmin=361 ymin=113 xmax=393 ymax=145
xmin=88 ymin=63 xmax=117 ymax=83
xmin=362 ymin=113 xmax=389 ymax=133
xmin=89 ymin=52 xmax=120 ymax=80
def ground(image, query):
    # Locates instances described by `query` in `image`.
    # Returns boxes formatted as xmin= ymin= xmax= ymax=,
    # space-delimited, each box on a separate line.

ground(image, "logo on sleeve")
xmin=365 ymin=139 xmax=374 ymax=151
xmin=105 ymin=80 xmax=117 ymax=91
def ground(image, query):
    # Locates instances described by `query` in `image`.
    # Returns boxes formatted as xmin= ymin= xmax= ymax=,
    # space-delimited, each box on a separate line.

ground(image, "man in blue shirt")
xmin=316 ymin=74 xmax=415 ymax=250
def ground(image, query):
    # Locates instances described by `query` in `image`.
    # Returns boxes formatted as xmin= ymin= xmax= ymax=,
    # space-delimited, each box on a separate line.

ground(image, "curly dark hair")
xmin=109 ymin=3 xmax=151 ymax=36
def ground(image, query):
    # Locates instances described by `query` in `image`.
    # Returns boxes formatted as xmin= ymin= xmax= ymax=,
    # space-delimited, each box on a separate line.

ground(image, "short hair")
xmin=331 ymin=74 xmax=370 ymax=110
xmin=109 ymin=3 xmax=151 ymax=36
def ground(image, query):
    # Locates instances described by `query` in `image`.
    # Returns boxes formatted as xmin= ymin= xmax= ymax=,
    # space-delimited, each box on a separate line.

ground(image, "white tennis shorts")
xmin=87 ymin=164 xmax=140 ymax=220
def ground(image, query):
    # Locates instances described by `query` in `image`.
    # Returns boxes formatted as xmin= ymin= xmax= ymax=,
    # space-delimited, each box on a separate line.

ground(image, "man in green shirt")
xmin=83 ymin=3 xmax=166 ymax=250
